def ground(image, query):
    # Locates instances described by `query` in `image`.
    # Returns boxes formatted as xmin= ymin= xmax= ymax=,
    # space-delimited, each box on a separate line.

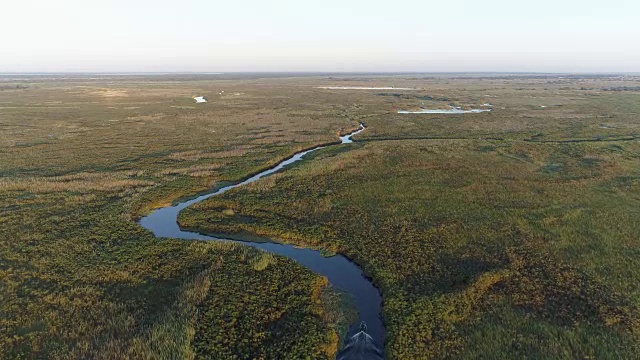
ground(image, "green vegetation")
xmin=1 ymin=191 xmax=346 ymax=359
xmin=2 ymin=73 xmax=640 ymax=359
xmin=180 ymin=76 xmax=640 ymax=358
xmin=0 ymin=75 xmax=356 ymax=359
xmin=193 ymin=251 xmax=350 ymax=359
xmin=181 ymin=140 xmax=640 ymax=359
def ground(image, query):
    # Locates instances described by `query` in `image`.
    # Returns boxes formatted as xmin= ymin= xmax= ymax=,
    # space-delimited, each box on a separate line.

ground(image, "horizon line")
xmin=1 ymin=71 xmax=639 ymax=76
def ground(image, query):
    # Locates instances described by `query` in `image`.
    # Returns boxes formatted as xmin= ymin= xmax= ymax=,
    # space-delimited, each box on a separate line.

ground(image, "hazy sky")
xmin=2 ymin=0 xmax=639 ymax=73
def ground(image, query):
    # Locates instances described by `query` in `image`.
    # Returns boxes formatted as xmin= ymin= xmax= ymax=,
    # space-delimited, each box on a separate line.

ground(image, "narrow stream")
xmin=139 ymin=124 xmax=384 ymax=346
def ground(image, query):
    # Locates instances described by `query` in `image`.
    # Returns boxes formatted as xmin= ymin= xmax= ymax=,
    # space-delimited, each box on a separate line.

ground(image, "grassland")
xmin=0 ymin=74 xmax=358 ymax=359
xmin=2 ymin=73 xmax=639 ymax=359
xmin=178 ymin=75 xmax=640 ymax=358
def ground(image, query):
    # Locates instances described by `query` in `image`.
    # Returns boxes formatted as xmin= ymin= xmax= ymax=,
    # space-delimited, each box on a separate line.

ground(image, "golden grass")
xmin=2 ymin=73 xmax=639 ymax=358
xmin=0 ymin=172 xmax=154 ymax=193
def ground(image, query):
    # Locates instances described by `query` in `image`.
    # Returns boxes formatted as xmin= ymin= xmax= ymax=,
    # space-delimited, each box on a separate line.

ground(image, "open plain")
xmin=1 ymin=73 xmax=639 ymax=359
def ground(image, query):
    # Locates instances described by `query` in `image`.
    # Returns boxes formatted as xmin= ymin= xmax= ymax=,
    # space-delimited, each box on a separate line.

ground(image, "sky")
xmin=1 ymin=0 xmax=639 ymax=73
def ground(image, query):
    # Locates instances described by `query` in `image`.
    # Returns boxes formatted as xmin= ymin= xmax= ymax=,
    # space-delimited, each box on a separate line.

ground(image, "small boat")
xmin=336 ymin=322 xmax=384 ymax=360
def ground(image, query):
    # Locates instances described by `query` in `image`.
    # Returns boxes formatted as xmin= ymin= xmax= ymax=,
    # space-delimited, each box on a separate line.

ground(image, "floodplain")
xmin=1 ymin=73 xmax=639 ymax=359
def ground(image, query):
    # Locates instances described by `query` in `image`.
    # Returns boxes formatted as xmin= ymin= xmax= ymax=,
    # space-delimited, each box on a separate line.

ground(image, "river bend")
xmin=139 ymin=124 xmax=384 ymax=347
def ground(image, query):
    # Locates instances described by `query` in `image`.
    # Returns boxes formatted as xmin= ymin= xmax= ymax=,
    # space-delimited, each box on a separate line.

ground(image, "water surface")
xmin=398 ymin=106 xmax=491 ymax=114
xmin=318 ymin=86 xmax=415 ymax=90
xmin=139 ymin=123 xmax=384 ymax=344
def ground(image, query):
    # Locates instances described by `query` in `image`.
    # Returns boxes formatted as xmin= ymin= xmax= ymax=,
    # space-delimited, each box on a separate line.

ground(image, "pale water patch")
xmin=193 ymin=96 xmax=207 ymax=103
xmin=317 ymin=86 xmax=415 ymax=90
xmin=398 ymin=106 xmax=491 ymax=114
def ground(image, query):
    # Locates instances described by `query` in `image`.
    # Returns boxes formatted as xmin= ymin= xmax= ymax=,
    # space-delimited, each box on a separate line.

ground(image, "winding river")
xmin=139 ymin=124 xmax=384 ymax=348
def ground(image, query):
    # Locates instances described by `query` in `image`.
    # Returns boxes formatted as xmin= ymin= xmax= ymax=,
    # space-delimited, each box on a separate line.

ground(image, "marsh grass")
xmin=0 ymin=75 xmax=361 ymax=359
xmin=2 ymin=73 xmax=639 ymax=359
xmin=179 ymin=74 xmax=640 ymax=359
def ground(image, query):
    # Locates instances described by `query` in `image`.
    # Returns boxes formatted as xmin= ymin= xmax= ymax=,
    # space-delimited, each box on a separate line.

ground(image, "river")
xmin=138 ymin=124 xmax=384 ymax=349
